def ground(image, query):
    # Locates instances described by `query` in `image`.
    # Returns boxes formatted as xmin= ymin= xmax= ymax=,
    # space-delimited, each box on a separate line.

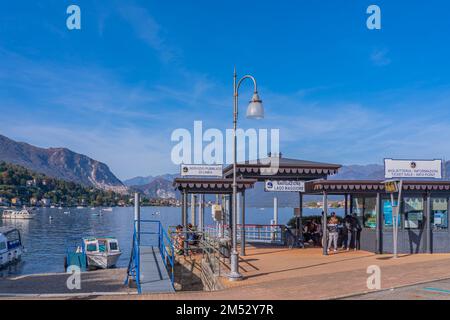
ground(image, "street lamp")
xmin=229 ymin=69 xmax=264 ymax=281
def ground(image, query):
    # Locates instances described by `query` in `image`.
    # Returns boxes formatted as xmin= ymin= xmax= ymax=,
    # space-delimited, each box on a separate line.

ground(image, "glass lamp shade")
xmin=246 ymin=92 xmax=264 ymax=119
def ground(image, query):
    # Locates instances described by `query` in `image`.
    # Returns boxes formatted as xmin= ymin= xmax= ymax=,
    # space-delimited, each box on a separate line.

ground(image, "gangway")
xmin=126 ymin=219 xmax=175 ymax=294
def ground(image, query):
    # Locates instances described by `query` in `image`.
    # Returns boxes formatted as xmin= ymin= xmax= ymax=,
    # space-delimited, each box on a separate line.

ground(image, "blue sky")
xmin=2 ymin=0 xmax=450 ymax=179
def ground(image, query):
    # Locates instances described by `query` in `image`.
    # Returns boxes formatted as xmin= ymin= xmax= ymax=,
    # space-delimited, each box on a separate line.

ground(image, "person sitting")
xmin=174 ymin=225 xmax=185 ymax=255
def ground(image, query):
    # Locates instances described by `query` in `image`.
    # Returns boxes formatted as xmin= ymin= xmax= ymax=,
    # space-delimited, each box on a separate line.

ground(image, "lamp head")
xmin=246 ymin=92 xmax=264 ymax=119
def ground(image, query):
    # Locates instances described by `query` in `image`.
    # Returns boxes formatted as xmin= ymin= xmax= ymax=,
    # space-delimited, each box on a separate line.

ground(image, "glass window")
xmin=383 ymin=200 xmax=400 ymax=228
xmin=364 ymin=198 xmax=377 ymax=229
xmin=351 ymin=197 xmax=364 ymax=226
xmin=403 ymin=197 xmax=424 ymax=229
xmin=109 ymin=242 xmax=118 ymax=251
xmin=0 ymin=242 xmax=6 ymax=250
xmin=352 ymin=197 xmax=364 ymax=216
xmin=86 ymin=243 xmax=97 ymax=252
xmin=432 ymin=198 xmax=448 ymax=230
xmin=98 ymin=240 xmax=107 ymax=252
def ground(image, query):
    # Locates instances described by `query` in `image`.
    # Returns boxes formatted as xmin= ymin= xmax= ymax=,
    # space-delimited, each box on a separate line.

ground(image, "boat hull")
xmin=86 ymin=252 xmax=121 ymax=269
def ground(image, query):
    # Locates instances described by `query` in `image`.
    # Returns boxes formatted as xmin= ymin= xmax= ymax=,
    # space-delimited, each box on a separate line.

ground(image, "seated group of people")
xmin=302 ymin=212 xmax=362 ymax=253
xmin=173 ymin=224 xmax=201 ymax=255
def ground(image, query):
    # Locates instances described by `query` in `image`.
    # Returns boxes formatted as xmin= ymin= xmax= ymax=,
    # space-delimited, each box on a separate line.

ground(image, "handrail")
xmin=127 ymin=220 xmax=175 ymax=291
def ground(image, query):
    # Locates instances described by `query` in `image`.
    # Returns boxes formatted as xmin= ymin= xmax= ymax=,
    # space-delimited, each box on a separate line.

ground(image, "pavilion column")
xmin=349 ymin=195 xmax=354 ymax=214
xmin=322 ymin=191 xmax=328 ymax=256
xmin=298 ymin=192 xmax=303 ymax=245
xmin=199 ymin=194 xmax=204 ymax=232
xmin=240 ymin=191 xmax=246 ymax=256
xmin=273 ymin=197 xmax=278 ymax=225
xmin=376 ymin=192 xmax=382 ymax=254
xmin=190 ymin=194 xmax=197 ymax=226
xmin=182 ymin=190 xmax=187 ymax=227
xmin=344 ymin=194 xmax=348 ymax=216
xmin=426 ymin=192 xmax=432 ymax=254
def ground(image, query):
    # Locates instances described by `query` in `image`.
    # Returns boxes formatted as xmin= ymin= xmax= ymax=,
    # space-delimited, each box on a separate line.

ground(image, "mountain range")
xmin=0 ymin=134 xmax=127 ymax=194
xmin=3 ymin=133 xmax=449 ymax=205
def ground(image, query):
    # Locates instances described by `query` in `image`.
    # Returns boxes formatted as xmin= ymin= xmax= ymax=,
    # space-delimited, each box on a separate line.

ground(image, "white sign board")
xmin=384 ymin=159 xmax=442 ymax=179
xmin=180 ymin=164 xmax=223 ymax=177
xmin=265 ymin=180 xmax=305 ymax=192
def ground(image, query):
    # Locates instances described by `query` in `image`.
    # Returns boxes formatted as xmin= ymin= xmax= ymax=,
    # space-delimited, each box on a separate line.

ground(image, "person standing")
xmin=327 ymin=212 xmax=339 ymax=253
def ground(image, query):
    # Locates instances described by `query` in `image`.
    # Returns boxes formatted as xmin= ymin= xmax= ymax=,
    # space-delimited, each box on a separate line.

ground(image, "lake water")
xmin=0 ymin=206 xmax=343 ymax=277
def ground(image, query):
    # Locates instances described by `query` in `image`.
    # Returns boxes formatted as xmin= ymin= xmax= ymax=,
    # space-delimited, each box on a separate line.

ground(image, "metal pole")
xmin=323 ymin=192 xmax=328 ymax=255
xmin=199 ymin=194 xmax=204 ymax=232
xmin=344 ymin=194 xmax=348 ymax=216
xmin=191 ymin=194 xmax=197 ymax=226
xmin=182 ymin=191 xmax=187 ymax=227
xmin=376 ymin=192 xmax=382 ymax=254
xmin=426 ymin=192 xmax=432 ymax=254
xmin=273 ymin=197 xmax=278 ymax=225
xmin=134 ymin=193 xmax=141 ymax=246
xmin=229 ymin=69 xmax=242 ymax=280
xmin=241 ymin=191 xmax=246 ymax=256
xmin=273 ymin=197 xmax=278 ymax=241
xmin=298 ymin=192 xmax=303 ymax=246
xmin=391 ymin=192 xmax=398 ymax=258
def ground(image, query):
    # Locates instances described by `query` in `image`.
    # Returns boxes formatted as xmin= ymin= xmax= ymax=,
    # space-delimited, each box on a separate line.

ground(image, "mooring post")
xmin=134 ymin=192 xmax=141 ymax=246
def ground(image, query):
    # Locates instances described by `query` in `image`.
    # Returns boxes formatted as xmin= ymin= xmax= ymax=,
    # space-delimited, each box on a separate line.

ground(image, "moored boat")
xmin=0 ymin=227 xmax=23 ymax=269
xmin=2 ymin=209 xmax=35 ymax=219
xmin=83 ymin=237 xmax=121 ymax=269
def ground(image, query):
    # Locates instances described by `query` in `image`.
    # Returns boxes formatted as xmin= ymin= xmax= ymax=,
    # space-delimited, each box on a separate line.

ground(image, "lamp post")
xmin=229 ymin=68 xmax=264 ymax=281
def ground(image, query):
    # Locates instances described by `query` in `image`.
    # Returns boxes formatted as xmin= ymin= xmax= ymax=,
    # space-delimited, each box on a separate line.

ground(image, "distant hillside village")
xmin=0 ymin=162 xmax=180 ymax=208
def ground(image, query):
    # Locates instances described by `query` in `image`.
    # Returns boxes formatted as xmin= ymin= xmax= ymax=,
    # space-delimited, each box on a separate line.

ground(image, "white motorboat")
xmin=82 ymin=237 xmax=121 ymax=269
xmin=0 ymin=227 xmax=23 ymax=269
xmin=2 ymin=209 xmax=35 ymax=220
xmin=101 ymin=207 xmax=113 ymax=212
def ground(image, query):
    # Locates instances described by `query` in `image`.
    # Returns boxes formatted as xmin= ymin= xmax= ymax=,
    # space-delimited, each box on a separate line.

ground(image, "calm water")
xmin=0 ymin=206 xmax=343 ymax=277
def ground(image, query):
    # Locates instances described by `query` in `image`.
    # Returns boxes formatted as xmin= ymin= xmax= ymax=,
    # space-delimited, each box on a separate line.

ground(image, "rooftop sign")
xmin=264 ymin=180 xmax=305 ymax=192
xmin=384 ymin=159 xmax=442 ymax=179
xmin=180 ymin=164 xmax=223 ymax=177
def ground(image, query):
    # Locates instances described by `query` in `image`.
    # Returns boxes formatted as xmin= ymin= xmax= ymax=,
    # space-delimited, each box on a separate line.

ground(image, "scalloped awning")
xmin=308 ymin=180 xmax=450 ymax=194
xmin=173 ymin=178 xmax=257 ymax=194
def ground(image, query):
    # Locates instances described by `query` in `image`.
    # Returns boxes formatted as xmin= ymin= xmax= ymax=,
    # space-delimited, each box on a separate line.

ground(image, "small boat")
xmin=50 ymin=205 xmax=55 ymax=209
xmin=0 ymin=227 xmax=23 ymax=269
xmin=2 ymin=209 xmax=35 ymax=220
xmin=58 ymin=206 xmax=63 ymax=210
xmin=83 ymin=237 xmax=121 ymax=269
xmin=64 ymin=211 xmax=70 ymax=215
xmin=76 ymin=206 xmax=84 ymax=209
xmin=90 ymin=207 xmax=96 ymax=210
xmin=101 ymin=207 xmax=113 ymax=212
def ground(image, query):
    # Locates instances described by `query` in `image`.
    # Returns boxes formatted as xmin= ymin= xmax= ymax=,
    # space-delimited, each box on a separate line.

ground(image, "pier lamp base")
xmin=228 ymin=252 xmax=243 ymax=281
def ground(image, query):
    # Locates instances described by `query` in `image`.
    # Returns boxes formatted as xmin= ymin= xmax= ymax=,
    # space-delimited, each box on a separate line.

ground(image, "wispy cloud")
xmin=115 ymin=2 xmax=179 ymax=63
xmin=370 ymin=48 xmax=391 ymax=66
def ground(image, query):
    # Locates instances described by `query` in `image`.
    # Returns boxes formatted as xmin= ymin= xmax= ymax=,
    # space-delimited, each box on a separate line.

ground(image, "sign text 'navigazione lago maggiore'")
xmin=265 ymin=180 xmax=305 ymax=192
xmin=384 ymin=159 xmax=443 ymax=179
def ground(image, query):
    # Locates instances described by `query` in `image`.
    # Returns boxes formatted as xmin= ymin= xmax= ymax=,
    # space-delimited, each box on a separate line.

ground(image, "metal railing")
xmin=126 ymin=220 xmax=175 ymax=293
xmin=204 ymin=224 xmax=286 ymax=245
xmin=125 ymin=222 xmax=141 ymax=293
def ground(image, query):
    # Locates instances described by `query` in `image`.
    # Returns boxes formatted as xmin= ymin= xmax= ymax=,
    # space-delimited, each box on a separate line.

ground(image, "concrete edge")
xmin=0 ymin=291 xmax=138 ymax=299
xmin=330 ymin=275 xmax=450 ymax=300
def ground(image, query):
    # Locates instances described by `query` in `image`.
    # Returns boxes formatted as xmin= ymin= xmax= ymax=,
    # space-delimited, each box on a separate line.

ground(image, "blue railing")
xmin=125 ymin=222 xmax=141 ymax=293
xmin=126 ymin=220 xmax=175 ymax=293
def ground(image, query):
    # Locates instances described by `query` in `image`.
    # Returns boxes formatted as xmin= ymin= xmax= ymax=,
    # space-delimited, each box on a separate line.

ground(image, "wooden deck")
xmin=139 ymin=246 xmax=174 ymax=293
